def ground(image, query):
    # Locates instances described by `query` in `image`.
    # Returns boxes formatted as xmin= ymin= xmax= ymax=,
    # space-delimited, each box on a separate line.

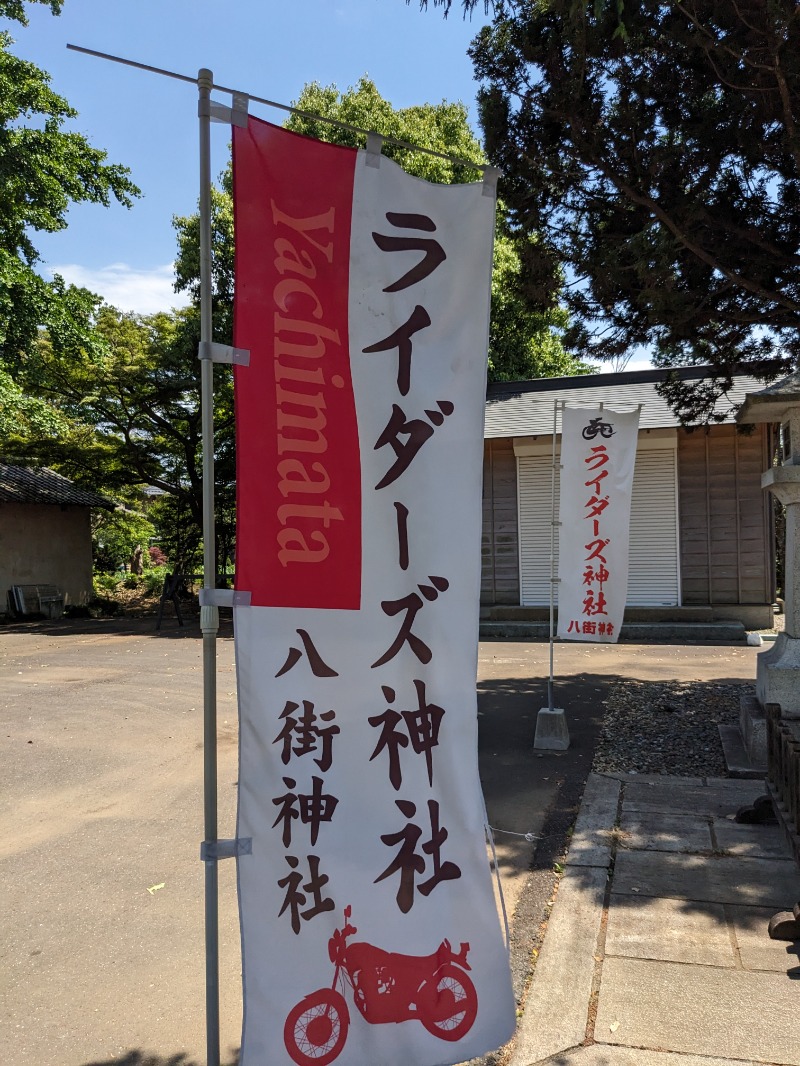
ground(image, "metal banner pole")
xmin=548 ymin=399 xmax=559 ymax=711
xmin=534 ymin=400 xmax=570 ymax=750
xmin=64 ymin=43 xmax=512 ymax=1060
xmin=197 ymin=67 xmax=221 ymax=1066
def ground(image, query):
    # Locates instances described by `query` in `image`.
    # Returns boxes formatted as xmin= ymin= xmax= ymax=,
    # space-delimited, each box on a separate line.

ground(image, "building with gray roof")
xmin=481 ymin=368 xmax=776 ymax=631
xmin=0 ymin=464 xmax=113 ymax=615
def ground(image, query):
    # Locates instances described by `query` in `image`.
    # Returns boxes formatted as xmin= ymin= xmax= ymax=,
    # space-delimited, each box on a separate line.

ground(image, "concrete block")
xmin=605 ymin=894 xmax=734 ymax=967
xmin=623 ymin=777 xmax=762 ymax=818
xmin=717 ymin=722 xmax=767 ymax=778
xmin=595 ymin=956 xmax=800 ymax=1064
xmin=612 ymin=850 xmax=798 ymax=908
xmin=727 ymin=903 xmax=800 ymax=971
xmin=618 ymin=810 xmax=713 ymax=853
xmin=508 ymin=865 xmax=607 ymax=1066
xmin=713 ymin=820 xmax=791 ymax=860
xmin=739 ymin=692 xmax=767 ymax=765
xmin=566 ymin=773 xmax=620 ymax=868
xmin=534 ymin=706 xmax=570 ymax=750
xmin=553 ymin=1049 xmax=759 ymax=1066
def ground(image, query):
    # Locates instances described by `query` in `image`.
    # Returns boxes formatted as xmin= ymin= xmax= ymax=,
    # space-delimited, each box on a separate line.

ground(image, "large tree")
xmin=0 ymin=3 xmax=215 ymax=571
xmin=421 ymin=0 xmax=800 ymax=420
xmin=10 ymin=303 xmax=234 ymax=573
xmin=174 ymin=76 xmax=591 ymax=382
xmin=14 ymin=74 xmax=591 ymax=577
xmin=0 ymin=0 xmax=138 ymax=366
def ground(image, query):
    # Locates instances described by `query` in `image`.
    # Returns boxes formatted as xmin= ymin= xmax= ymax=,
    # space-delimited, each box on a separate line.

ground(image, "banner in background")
xmin=557 ymin=406 xmax=639 ymax=643
xmin=232 ymin=117 xmax=514 ymax=1066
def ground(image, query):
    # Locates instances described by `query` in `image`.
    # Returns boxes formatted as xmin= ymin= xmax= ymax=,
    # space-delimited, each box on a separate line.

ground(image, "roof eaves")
xmin=0 ymin=464 xmax=115 ymax=510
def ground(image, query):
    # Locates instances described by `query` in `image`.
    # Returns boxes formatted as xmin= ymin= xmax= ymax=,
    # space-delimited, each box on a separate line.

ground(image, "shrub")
xmin=142 ymin=566 xmax=168 ymax=596
xmin=93 ymin=572 xmax=122 ymax=596
xmin=149 ymin=545 xmax=168 ymax=567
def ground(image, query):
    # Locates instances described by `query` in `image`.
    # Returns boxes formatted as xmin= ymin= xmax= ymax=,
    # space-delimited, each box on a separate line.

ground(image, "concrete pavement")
xmin=0 ymin=619 xmax=781 ymax=1066
xmin=509 ymin=773 xmax=800 ymax=1066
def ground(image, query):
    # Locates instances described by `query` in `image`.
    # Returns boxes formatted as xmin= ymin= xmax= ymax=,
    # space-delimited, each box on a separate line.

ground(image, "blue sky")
xmin=13 ymin=0 xmax=484 ymax=313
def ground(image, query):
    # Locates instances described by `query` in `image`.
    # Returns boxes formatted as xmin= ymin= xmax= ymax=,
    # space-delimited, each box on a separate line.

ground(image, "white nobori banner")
xmin=557 ymin=405 xmax=640 ymax=643
xmin=231 ymin=118 xmax=514 ymax=1066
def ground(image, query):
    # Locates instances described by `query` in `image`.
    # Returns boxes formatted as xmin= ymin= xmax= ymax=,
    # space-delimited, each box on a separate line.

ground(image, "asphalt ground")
xmin=0 ymin=616 xmax=763 ymax=1066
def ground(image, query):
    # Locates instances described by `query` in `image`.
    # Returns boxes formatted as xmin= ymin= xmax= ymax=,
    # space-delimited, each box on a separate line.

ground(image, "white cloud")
xmin=46 ymin=262 xmax=191 ymax=316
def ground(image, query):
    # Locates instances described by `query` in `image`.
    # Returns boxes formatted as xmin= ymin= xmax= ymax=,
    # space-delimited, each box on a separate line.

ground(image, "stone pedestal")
xmin=738 ymin=380 xmax=800 ymax=879
xmin=756 ymin=465 xmax=800 ymax=718
xmin=756 ymin=633 xmax=800 ymax=720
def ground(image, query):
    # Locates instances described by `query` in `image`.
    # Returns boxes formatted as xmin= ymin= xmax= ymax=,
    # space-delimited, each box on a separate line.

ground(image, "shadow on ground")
xmin=81 ymin=1052 xmax=240 ymax=1066
xmin=478 ymin=668 xmax=625 ymax=878
xmin=0 ymin=614 xmax=233 ymax=640
xmin=476 ymin=668 xmax=609 ymax=1012
xmin=475 ymin=669 xmax=800 ymax=1008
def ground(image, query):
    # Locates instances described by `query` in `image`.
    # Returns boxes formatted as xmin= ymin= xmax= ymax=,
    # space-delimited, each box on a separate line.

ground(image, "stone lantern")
xmin=737 ymin=370 xmax=800 ymax=718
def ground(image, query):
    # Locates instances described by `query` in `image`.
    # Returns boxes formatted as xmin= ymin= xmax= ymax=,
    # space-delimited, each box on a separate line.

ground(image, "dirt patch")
xmin=593 ymin=678 xmax=748 ymax=777
xmin=89 ymin=583 xmax=198 ymax=620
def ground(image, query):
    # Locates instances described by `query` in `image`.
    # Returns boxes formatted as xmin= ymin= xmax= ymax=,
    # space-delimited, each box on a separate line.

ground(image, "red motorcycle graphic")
xmin=284 ymin=905 xmax=478 ymax=1065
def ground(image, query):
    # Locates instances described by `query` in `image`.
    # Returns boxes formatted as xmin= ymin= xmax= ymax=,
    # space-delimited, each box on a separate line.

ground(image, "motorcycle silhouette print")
xmin=581 ymin=416 xmax=615 ymax=440
xmin=284 ymin=905 xmax=478 ymax=1065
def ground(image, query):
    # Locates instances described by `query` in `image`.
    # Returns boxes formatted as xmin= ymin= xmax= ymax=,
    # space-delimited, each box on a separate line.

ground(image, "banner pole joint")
xmin=201 ymin=838 xmax=253 ymax=862
xmin=366 ymin=131 xmax=384 ymax=168
xmin=482 ymin=166 xmax=501 ymax=197
xmin=209 ymin=93 xmax=249 ymax=128
xmin=199 ymin=588 xmax=252 ymax=608
xmin=198 ymin=340 xmax=251 ymax=366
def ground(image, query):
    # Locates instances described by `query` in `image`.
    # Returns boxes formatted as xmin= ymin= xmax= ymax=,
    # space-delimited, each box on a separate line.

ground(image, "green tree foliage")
xmin=0 ymin=2 xmax=228 ymax=576
xmin=283 ymin=76 xmax=486 ymax=185
xmin=12 ymin=303 xmax=232 ymax=573
xmin=489 ymin=235 xmax=591 ymax=380
xmin=0 ymin=362 xmax=69 ymax=440
xmin=419 ymin=0 xmax=800 ymax=420
xmin=0 ymin=0 xmax=139 ymax=366
xmin=173 ymin=175 xmax=235 ymax=344
xmin=173 ymin=76 xmax=587 ymax=382
xmin=91 ymin=505 xmax=156 ymax=573
xmin=0 ymin=0 xmax=151 ymax=572
xmin=10 ymin=69 xmax=590 ymax=580
xmin=1 ymin=1 xmax=60 ymax=22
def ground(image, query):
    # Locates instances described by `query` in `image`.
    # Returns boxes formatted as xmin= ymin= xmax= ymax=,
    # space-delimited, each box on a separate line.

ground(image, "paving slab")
xmin=618 ymin=810 xmax=713 ymax=853
xmin=622 ymin=777 xmax=763 ymax=818
xmin=543 ymin=1048 xmax=760 ymax=1066
xmin=604 ymin=894 xmax=734 ymax=967
xmin=727 ymin=903 xmax=800 ymax=972
xmin=613 ymin=849 xmax=800 ymax=908
xmin=565 ymin=773 xmax=620 ymax=868
xmin=508 ymin=864 xmax=607 ymax=1066
xmin=699 ymin=776 xmax=773 ymax=795
xmin=595 ymin=956 xmax=800 ymax=1064
xmin=713 ymin=819 xmax=795 ymax=860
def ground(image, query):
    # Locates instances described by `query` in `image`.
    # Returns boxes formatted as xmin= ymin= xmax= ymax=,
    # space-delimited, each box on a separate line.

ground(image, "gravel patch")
xmin=592 ymin=679 xmax=752 ymax=778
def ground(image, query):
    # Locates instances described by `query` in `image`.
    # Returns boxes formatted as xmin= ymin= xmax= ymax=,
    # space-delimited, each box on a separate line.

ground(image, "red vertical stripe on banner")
xmin=233 ymin=119 xmax=361 ymax=609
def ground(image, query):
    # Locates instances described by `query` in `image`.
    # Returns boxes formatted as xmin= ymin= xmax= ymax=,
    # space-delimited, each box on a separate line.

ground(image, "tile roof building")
xmin=0 ymin=464 xmax=113 ymax=614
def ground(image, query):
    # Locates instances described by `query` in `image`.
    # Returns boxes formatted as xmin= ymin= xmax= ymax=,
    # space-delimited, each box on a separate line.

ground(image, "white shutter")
xmin=627 ymin=449 xmax=680 ymax=606
xmin=518 ymin=455 xmax=560 ymax=606
xmin=517 ymin=445 xmax=679 ymax=607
